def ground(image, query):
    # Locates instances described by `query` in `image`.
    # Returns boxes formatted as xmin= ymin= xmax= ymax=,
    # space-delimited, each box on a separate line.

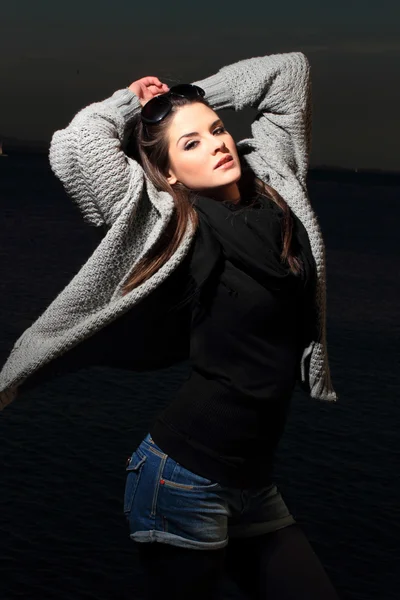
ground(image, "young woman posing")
xmin=0 ymin=53 xmax=340 ymax=599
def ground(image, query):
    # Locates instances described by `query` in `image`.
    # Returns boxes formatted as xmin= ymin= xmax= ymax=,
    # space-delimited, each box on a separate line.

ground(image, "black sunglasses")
xmin=141 ymin=84 xmax=205 ymax=125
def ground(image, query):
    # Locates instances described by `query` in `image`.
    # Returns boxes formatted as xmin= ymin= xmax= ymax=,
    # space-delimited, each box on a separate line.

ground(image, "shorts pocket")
xmin=124 ymin=451 xmax=147 ymax=514
xmin=163 ymin=462 xmax=220 ymax=491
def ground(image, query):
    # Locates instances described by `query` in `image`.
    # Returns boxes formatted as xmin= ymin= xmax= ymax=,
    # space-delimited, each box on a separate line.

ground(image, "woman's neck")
xmin=205 ymin=182 xmax=241 ymax=205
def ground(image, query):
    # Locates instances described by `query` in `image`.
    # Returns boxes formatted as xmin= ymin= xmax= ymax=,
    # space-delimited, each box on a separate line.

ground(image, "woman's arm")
xmin=49 ymin=89 xmax=142 ymax=227
xmin=192 ymin=52 xmax=311 ymax=185
xmin=49 ymin=77 xmax=169 ymax=228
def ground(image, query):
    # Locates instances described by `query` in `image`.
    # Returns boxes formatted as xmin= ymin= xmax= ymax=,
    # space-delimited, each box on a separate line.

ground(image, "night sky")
xmin=1 ymin=1 xmax=399 ymax=170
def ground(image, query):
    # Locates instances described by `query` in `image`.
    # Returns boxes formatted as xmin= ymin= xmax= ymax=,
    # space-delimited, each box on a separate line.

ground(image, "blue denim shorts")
xmin=123 ymin=433 xmax=296 ymax=550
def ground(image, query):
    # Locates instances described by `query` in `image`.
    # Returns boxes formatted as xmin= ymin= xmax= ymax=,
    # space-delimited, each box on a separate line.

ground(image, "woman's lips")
xmin=215 ymin=156 xmax=234 ymax=169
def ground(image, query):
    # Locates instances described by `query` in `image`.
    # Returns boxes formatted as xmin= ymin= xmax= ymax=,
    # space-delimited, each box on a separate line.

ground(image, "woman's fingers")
xmin=147 ymin=84 xmax=161 ymax=94
xmin=148 ymin=84 xmax=169 ymax=96
xmin=128 ymin=77 xmax=170 ymax=105
xmin=141 ymin=76 xmax=164 ymax=87
xmin=141 ymin=77 xmax=170 ymax=93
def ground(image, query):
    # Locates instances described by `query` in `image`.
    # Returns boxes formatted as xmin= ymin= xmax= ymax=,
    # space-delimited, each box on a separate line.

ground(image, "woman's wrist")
xmin=105 ymin=88 xmax=142 ymax=124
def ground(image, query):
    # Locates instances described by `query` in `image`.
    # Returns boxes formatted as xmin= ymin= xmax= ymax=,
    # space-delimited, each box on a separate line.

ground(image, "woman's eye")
xmin=184 ymin=141 xmax=198 ymax=151
xmin=184 ymin=127 xmax=226 ymax=150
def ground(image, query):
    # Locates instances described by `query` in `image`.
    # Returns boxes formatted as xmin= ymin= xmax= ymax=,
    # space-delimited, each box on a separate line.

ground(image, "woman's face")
xmin=166 ymin=103 xmax=242 ymax=202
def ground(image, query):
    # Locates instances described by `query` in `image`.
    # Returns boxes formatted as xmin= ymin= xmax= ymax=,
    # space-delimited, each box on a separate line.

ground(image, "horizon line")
xmin=0 ymin=137 xmax=399 ymax=176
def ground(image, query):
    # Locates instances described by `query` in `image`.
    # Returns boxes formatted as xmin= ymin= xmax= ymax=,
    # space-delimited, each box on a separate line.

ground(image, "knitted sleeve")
xmin=49 ymin=88 xmax=144 ymax=227
xmin=193 ymin=52 xmax=312 ymax=185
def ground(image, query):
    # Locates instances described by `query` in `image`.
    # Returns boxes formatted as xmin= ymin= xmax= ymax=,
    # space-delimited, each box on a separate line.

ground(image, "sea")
xmin=0 ymin=153 xmax=399 ymax=600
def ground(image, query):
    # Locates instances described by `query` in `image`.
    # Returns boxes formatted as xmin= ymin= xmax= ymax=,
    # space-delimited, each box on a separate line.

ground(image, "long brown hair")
xmin=122 ymin=94 xmax=303 ymax=297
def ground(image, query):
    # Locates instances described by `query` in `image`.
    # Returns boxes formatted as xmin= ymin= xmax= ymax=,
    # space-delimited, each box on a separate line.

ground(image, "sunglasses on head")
xmin=140 ymin=84 xmax=205 ymax=125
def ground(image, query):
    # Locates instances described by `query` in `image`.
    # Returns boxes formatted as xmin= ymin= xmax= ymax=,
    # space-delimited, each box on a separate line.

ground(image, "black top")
xmin=19 ymin=193 xmax=317 ymax=490
xmin=150 ymin=193 xmax=318 ymax=488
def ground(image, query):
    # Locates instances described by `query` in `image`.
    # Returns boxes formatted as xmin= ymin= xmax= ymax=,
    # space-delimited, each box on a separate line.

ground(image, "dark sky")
xmin=1 ymin=1 xmax=399 ymax=170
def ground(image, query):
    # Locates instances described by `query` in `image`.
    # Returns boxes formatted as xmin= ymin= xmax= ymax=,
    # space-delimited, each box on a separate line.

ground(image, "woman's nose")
xmin=212 ymin=138 xmax=226 ymax=152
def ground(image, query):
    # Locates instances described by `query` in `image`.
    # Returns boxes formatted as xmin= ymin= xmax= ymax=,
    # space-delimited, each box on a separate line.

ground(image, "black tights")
xmin=136 ymin=523 xmax=342 ymax=600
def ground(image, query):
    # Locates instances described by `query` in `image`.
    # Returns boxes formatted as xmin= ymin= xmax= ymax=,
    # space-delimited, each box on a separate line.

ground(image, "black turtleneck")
xmin=150 ymin=193 xmax=318 ymax=489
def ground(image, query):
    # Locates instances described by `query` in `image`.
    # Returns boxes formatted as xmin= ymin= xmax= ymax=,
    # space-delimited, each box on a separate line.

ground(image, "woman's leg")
xmin=225 ymin=523 xmax=342 ymax=600
xmin=136 ymin=541 xmax=226 ymax=600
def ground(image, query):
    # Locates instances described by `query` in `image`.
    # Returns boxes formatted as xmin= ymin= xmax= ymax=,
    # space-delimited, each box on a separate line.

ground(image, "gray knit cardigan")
xmin=0 ymin=51 xmax=338 ymax=410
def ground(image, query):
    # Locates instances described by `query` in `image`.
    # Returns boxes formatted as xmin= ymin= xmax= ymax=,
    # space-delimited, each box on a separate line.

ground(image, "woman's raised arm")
xmin=192 ymin=52 xmax=311 ymax=185
xmin=49 ymin=77 xmax=169 ymax=228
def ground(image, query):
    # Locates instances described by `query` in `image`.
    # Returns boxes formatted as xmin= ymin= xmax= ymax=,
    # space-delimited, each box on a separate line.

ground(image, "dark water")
xmin=0 ymin=155 xmax=399 ymax=600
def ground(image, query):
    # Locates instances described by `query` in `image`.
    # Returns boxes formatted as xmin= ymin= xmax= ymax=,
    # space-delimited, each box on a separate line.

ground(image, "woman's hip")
xmin=123 ymin=432 xmax=296 ymax=550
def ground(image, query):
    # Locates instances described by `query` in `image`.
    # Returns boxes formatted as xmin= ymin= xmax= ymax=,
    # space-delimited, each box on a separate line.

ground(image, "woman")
xmin=0 ymin=53 xmax=340 ymax=599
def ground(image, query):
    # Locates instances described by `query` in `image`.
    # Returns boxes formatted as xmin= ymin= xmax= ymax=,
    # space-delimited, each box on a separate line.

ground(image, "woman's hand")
xmin=128 ymin=76 xmax=170 ymax=107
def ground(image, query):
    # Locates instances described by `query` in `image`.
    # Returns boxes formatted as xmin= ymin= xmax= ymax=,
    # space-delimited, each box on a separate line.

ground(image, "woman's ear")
xmin=167 ymin=170 xmax=178 ymax=185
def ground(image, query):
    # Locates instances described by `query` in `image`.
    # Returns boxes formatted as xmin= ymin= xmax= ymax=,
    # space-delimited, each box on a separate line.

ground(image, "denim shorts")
xmin=123 ymin=432 xmax=296 ymax=550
